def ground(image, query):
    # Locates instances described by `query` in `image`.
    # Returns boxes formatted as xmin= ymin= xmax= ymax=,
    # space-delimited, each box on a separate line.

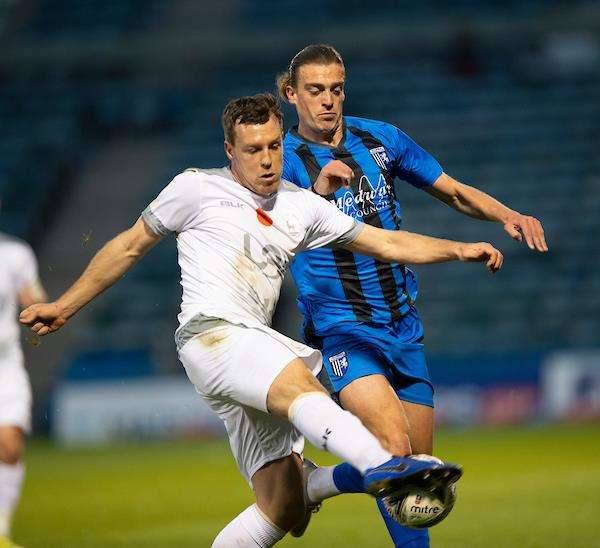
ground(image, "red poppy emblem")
xmin=256 ymin=208 xmax=273 ymax=226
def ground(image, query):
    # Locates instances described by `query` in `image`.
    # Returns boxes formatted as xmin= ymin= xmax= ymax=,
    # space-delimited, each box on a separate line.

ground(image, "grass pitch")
xmin=14 ymin=424 xmax=600 ymax=547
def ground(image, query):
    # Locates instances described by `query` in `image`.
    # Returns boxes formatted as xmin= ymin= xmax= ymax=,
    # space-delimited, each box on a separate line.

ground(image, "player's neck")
xmin=229 ymin=165 xmax=252 ymax=193
xmin=297 ymin=121 xmax=344 ymax=147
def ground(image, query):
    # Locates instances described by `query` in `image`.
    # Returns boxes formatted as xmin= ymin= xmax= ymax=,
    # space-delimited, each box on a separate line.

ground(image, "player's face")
xmin=225 ymin=114 xmax=283 ymax=196
xmin=287 ymin=63 xmax=345 ymax=141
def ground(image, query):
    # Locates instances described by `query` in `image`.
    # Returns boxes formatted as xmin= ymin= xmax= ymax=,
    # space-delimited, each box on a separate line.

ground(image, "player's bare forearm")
xmin=378 ymin=229 xmax=462 ymax=264
xmin=20 ymin=218 xmax=162 ymax=335
xmin=426 ymin=173 xmax=512 ymax=222
xmin=58 ymin=220 xmax=160 ymax=318
xmin=345 ymin=225 xmax=503 ymax=273
xmin=57 ymin=239 xmax=134 ymax=317
xmin=426 ymin=173 xmax=548 ymax=252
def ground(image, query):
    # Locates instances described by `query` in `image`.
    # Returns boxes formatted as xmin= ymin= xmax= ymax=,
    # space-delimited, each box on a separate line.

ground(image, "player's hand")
xmin=457 ymin=242 xmax=503 ymax=274
xmin=503 ymin=212 xmax=548 ymax=252
xmin=19 ymin=302 xmax=68 ymax=336
xmin=312 ymin=160 xmax=354 ymax=196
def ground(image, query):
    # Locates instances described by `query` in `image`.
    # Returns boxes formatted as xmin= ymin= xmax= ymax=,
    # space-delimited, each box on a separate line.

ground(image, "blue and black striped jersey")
xmin=283 ymin=116 xmax=443 ymax=336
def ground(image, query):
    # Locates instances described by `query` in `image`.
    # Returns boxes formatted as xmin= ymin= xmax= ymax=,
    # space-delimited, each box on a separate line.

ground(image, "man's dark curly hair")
xmin=221 ymin=93 xmax=283 ymax=144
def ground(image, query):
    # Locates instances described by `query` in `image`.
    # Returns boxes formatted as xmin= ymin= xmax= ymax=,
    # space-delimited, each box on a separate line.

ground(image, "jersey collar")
xmin=288 ymin=118 xmax=347 ymax=150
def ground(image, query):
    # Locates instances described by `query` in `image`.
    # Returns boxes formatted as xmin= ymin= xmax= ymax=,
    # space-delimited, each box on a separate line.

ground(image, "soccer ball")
xmin=382 ymin=483 xmax=457 ymax=529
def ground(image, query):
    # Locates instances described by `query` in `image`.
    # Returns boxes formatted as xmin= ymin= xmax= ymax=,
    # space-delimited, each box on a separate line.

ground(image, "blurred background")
xmin=1 ymin=0 xmax=599 ymax=546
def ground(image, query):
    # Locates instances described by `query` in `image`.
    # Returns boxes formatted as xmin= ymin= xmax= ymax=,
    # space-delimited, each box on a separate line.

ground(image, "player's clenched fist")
xmin=457 ymin=242 xmax=503 ymax=274
xmin=19 ymin=302 xmax=68 ymax=336
xmin=312 ymin=160 xmax=354 ymax=196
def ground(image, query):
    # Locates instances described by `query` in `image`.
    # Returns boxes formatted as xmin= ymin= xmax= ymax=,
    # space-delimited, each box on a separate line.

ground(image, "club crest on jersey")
xmin=329 ymin=351 xmax=349 ymax=377
xmin=369 ymin=146 xmax=391 ymax=170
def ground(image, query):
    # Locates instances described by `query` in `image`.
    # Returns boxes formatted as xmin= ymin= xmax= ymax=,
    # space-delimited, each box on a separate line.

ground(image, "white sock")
xmin=212 ymin=504 xmax=286 ymax=547
xmin=0 ymin=462 xmax=24 ymax=536
xmin=307 ymin=465 xmax=340 ymax=503
xmin=289 ymin=392 xmax=391 ymax=473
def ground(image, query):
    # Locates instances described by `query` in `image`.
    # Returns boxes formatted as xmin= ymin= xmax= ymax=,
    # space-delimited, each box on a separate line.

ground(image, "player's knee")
xmin=377 ymin=428 xmax=411 ymax=456
xmin=0 ymin=439 xmax=23 ymax=465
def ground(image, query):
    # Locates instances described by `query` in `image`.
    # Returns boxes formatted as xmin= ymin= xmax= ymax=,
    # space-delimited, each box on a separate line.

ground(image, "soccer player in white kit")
xmin=0 ymin=232 xmax=47 ymax=547
xmin=20 ymin=94 xmax=503 ymax=546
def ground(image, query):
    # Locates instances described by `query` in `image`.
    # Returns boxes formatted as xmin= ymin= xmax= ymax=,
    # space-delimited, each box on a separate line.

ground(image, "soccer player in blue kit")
xmin=278 ymin=45 xmax=548 ymax=546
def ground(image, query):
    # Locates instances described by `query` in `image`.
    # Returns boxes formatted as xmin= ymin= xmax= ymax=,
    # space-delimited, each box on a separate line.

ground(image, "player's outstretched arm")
xmin=19 ymin=218 xmax=162 ymax=336
xmin=425 ymin=173 xmax=548 ymax=252
xmin=345 ymin=225 xmax=503 ymax=273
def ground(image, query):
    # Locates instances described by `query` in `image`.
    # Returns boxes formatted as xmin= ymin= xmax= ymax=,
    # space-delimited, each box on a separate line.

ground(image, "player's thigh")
xmin=266 ymin=357 xmax=327 ymax=419
xmin=399 ymin=399 xmax=434 ymax=455
xmin=0 ymin=426 xmax=25 ymax=464
xmin=0 ymin=364 xmax=31 ymax=460
xmin=339 ymin=374 xmax=412 ymax=456
xmin=252 ymin=453 xmax=305 ymax=530
xmin=389 ymin=333 xmax=435 ymax=454
xmin=178 ymin=321 xmax=323 ymax=417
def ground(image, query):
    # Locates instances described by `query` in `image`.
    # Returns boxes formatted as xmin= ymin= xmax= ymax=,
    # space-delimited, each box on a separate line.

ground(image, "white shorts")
xmin=0 ymin=361 xmax=32 ymax=433
xmin=177 ymin=319 xmax=322 ymax=483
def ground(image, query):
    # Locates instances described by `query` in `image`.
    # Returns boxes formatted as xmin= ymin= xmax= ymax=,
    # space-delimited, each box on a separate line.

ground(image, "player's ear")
xmin=224 ymin=140 xmax=234 ymax=161
xmin=285 ymin=85 xmax=297 ymax=105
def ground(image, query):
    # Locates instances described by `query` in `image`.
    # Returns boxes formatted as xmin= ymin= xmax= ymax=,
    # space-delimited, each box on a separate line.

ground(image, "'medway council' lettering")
xmin=330 ymin=173 xmax=394 ymax=219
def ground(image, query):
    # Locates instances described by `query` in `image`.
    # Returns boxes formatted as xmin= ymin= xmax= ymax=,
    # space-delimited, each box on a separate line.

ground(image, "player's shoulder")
xmin=182 ymin=166 xmax=230 ymax=177
xmin=345 ymin=115 xmax=399 ymax=141
xmin=0 ymin=232 xmax=33 ymax=254
xmin=164 ymin=166 xmax=232 ymax=193
xmin=179 ymin=166 xmax=231 ymax=183
xmin=0 ymin=233 xmax=35 ymax=267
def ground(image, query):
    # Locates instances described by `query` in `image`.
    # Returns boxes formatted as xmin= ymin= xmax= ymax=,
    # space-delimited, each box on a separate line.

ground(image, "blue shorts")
xmin=315 ymin=308 xmax=434 ymax=408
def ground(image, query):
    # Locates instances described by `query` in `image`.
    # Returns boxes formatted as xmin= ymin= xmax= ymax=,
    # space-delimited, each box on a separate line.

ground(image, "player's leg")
xmin=391 ymin=308 xmax=435 ymax=457
xmin=303 ymin=379 xmax=435 ymax=497
xmin=212 ymin=454 xmax=304 ymax=547
xmin=0 ymin=364 xmax=30 ymax=542
xmin=252 ymin=453 xmax=305 ymax=530
xmin=339 ymin=374 xmax=412 ymax=455
xmin=180 ymin=321 xmax=448 ymax=544
xmin=179 ymin=322 xmax=390 ymax=546
xmin=267 ymin=357 xmax=453 ymax=499
xmin=0 ymin=426 xmax=25 ymax=540
xmin=400 ymin=400 xmax=434 ymax=455
xmin=304 ymin=325 xmax=435 ymax=546
xmin=303 ymin=331 xmax=413 ymax=500
xmin=338 ymin=376 xmax=432 ymax=548
xmin=377 ymin=316 xmax=436 ymax=547
xmin=266 ymin=357 xmax=393 ymax=473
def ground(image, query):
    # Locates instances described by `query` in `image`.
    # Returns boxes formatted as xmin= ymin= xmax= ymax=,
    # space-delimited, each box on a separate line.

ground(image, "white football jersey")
xmin=142 ymin=167 xmax=361 ymax=332
xmin=0 ymin=234 xmax=39 ymax=356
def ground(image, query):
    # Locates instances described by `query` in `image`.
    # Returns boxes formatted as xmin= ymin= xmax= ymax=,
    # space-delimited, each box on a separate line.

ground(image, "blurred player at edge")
xmin=19 ymin=94 xmax=503 ymax=547
xmin=0 ymin=223 xmax=47 ymax=548
xmin=278 ymin=44 xmax=548 ymax=547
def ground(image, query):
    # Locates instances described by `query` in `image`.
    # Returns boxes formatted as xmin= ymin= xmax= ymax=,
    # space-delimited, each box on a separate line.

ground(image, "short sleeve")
xmin=12 ymin=243 xmax=39 ymax=291
xmin=298 ymin=190 xmax=363 ymax=251
xmin=141 ymin=172 xmax=203 ymax=235
xmin=390 ymin=126 xmax=443 ymax=189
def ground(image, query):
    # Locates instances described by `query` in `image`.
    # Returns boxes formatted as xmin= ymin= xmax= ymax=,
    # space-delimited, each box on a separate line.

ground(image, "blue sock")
xmin=332 ymin=462 xmax=364 ymax=493
xmin=376 ymin=498 xmax=430 ymax=547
